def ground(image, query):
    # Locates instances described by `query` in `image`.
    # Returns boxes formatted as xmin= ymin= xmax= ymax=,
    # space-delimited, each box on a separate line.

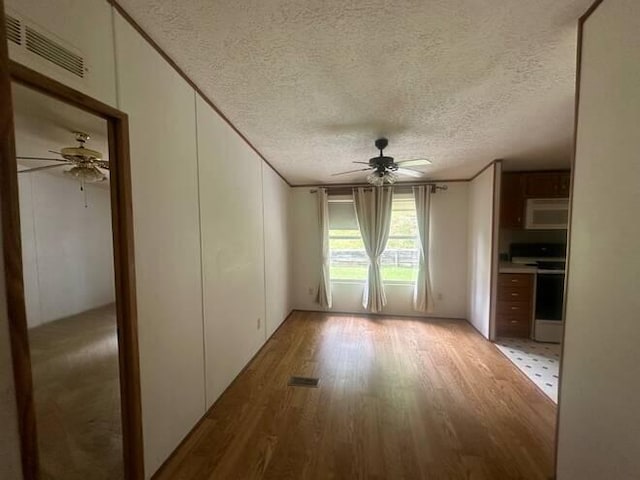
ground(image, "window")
xmin=328 ymin=197 xmax=368 ymax=281
xmin=381 ymin=196 xmax=419 ymax=283
xmin=328 ymin=194 xmax=420 ymax=283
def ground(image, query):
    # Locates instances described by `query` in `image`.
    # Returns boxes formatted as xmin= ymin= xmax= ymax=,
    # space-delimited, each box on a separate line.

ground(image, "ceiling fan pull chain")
xmin=80 ymin=178 xmax=89 ymax=208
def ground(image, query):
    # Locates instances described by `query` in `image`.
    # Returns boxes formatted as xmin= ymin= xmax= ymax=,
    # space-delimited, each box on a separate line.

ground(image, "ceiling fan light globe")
xmin=366 ymin=171 xmax=384 ymax=187
xmin=385 ymin=171 xmax=398 ymax=184
xmin=64 ymin=165 xmax=107 ymax=183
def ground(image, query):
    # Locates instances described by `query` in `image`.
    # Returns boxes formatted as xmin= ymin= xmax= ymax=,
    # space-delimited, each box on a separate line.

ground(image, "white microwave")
xmin=525 ymin=198 xmax=569 ymax=230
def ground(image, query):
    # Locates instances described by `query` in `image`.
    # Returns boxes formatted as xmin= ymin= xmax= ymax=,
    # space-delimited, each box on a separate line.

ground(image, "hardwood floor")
xmin=156 ymin=312 xmax=556 ymax=480
xmin=29 ymin=304 xmax=123 ymax=480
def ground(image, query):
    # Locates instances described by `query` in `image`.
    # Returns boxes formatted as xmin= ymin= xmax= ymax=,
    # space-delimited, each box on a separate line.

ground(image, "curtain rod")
xmin=308 ymin=183 xmax=448 ymax=194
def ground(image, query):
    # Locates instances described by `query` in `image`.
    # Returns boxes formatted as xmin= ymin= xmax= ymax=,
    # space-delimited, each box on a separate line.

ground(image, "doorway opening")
xmin=1 ymin=58 xmax=143 ymax=479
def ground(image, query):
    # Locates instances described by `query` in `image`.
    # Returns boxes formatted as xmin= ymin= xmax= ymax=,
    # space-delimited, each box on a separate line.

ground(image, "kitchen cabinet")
xmin=500 ymin=171 xmax=570 ymax=228
xmin=500 ymin=173 xmax=525 ymax=228
xmin=496 ymin=273 xmax=534 ymax=338
xmin=557 ymin=173 xmax=571 ymax=195
xmin=524 ymin=172 xmax=571 ymax=198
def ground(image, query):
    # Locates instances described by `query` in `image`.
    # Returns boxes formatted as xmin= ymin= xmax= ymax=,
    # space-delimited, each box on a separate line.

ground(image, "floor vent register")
xmin=288 ymin=376 xmax=320 ymax=388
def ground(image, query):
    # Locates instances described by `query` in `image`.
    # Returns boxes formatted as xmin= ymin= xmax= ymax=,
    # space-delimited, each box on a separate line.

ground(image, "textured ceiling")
xmin=117 ymin=0 xmax=593 ymax=184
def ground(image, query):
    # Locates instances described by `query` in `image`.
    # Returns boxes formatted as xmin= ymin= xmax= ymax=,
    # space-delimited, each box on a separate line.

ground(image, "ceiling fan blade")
xmin=352 ymin=161 xmax=370 ymax=165
xmin=396 ymin=158 xmax=432 ymax=167
xmin=18 ymin=163 xmax=71 ymax=174
xmin=396 ymin=167 xmax=424 ymax=178
xmin=16 ymin=156 xmax=70 ymax=162
xmin=331 ymin=167 xmax=372 ymax=176
xmin=96 ymin=161 xmax=110 ymax=170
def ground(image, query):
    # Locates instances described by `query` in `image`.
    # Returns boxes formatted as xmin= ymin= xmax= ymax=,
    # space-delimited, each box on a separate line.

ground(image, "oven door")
xmin=534 ymin=271 xmax=565 ymax=342
xmin=535 ymin=272 xmax=565 ymax=321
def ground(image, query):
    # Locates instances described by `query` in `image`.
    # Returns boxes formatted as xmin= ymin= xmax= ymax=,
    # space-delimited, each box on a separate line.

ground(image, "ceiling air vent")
xmin=25 ymin=26 xmax=84 ymax=78
xmin=5 ymin=15 xmax=22 ymax=45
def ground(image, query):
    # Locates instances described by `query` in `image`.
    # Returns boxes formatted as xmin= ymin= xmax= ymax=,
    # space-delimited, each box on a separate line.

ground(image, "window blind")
xmin=328 ymin=200 xmax=358 ymax=230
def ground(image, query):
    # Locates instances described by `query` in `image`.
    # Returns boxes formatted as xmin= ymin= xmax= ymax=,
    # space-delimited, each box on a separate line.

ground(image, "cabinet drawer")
xmin=497 ymin=315 xmax=531 ymax=338
xmin=497 ymin=301 xmax=531 ymax=317
xmin=498 ymin=286 xmax=532 ymax=302
xmin=498 ymin=273 xmax=533 ymax=288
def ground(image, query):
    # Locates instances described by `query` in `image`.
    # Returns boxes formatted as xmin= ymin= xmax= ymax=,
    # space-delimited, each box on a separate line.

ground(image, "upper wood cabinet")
xmin=501 ymin=173 xmax=526 ymax=229
xmin=500 ymin=171 xmax=570 ymax=228
xmin=524 ymin=172 xmax=571 ymax=198
xmin=557 ymin=173 xmax=571 ymax=196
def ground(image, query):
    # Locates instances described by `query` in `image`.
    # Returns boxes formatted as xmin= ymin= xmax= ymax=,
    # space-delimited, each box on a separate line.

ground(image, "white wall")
xmin=196 ymin=94 xmax=267 ymax=407
xmin=114 ymin=14 xmax=206 ymax=475
xmin=466 ymin=164 xmax=497 ymax=339
xmin=112 ymin=15 xmax=293 ymax=472
xmin=557 ymin=1 xmax=640 ymax=478
xmin=18 ymin=174 xmax=114 ymax=327
xmin=291 ymin=183 xmax=469 ymax=318
xmin=6 ymin=0 xmax=117 ymax=106
xmin=262 ymin=163 xmax=292 ymax=338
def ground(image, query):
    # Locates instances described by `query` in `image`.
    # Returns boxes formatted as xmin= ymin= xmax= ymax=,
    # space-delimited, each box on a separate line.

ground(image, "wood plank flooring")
xmin=156 ymin=312 xmax=556 ymax=480
xmin=29 ymin=304 xmax=123 ymax=480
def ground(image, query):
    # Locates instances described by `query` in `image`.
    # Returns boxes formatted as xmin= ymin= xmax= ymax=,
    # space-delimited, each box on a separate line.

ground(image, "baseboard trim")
xmin=150 ymin=308 xmax=295 ymax=479
xmin=463 ymin=317 xmax=491 ymax=340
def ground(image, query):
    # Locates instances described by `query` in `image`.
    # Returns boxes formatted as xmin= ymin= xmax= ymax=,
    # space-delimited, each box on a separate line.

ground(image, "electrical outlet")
xmin=257 ymin=317 xmax=261 ymax=329
xmin=437 ymin=293 xmax=443 ymax=301
xmin=308 ymin=287 xmax=314 ymax=296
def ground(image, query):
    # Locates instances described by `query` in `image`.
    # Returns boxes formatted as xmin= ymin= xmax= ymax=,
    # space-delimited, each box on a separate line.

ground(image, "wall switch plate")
xmin=308 ymin=287 xmax=314 ymax=296
xmin=257 ymin=318 xmax=261 ymax=329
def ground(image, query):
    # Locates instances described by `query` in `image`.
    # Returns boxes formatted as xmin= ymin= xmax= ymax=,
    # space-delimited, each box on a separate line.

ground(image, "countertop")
xmin=499 ymin=262 xmax=537 ymax=274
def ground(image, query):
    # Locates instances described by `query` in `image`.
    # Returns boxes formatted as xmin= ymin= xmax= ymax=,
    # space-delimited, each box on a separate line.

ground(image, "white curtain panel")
xmin=413 ymin=186 xmax=434 ymax=312
xmin=353 ymin=187 xmax=393 ymax=312
xmin=316 ymin=188 xmax=332 ymax=308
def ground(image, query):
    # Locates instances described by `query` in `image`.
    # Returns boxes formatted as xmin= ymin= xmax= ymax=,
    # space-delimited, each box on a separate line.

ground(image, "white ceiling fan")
xmin=17 ymin=131 xmax=109 ymax=188
xmin=331 ymin=138 xmax=432 ymax=186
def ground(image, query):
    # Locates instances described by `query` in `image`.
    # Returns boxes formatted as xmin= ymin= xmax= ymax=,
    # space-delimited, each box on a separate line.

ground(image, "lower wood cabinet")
xmin=496 ymin=273 xmax=534 ymax=338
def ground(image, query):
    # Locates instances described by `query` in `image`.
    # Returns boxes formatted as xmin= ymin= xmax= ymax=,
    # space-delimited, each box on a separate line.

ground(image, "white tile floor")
xmin=494 ymin=337 xmax=561 ymax=403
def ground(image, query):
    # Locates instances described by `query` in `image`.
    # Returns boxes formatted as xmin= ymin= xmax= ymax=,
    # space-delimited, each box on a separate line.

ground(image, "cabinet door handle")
xmin=511 ymin=293 xmax=519 ymax=297
xmin=511 ymin=279 xmax=518 ymax=283
xmin=510 ymin=320 xmax=518 ymax=324
xmin=511 ymin=306 xmax=519 ymax=310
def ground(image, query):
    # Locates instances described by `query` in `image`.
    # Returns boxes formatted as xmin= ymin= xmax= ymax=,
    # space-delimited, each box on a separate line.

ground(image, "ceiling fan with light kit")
xmin=16 ymin=131 xmax=109 ymax=190
xmin=332 ymin=137 xmax=432 ymax=186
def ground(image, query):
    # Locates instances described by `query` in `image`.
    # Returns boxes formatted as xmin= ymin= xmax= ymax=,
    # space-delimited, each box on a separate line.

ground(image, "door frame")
xmin=0 ymin=2 xmax=144 ymax=478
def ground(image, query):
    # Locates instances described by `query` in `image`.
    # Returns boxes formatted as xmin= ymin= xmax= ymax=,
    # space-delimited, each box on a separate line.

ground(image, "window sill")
xmin=330 ymin=279 xmax=366 ymax=285
xmin=383 ymin=281 xmax=416 ymax=287
xmin=330 ymin=280 xmax=415 ymax=287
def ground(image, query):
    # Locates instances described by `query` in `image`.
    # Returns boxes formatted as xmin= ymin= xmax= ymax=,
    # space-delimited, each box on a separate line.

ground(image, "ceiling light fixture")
xmin=333 ymin=138 xmax=431 ymax=185
xmin=367 ymin=169 xmax=397 ymax=187
xmin=64 ymin=164 xmax=106 ymax=184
